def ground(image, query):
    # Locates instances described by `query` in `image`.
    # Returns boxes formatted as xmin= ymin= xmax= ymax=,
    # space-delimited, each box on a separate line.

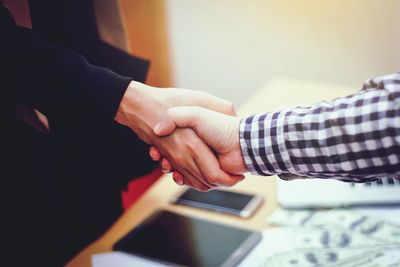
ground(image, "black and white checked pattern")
xmin=239 ymin=73 xmax=400 ymax=182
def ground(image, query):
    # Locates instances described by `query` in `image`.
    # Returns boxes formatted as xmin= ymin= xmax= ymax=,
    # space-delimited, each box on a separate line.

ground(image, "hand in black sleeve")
xmin=1 ymin=4 xmax=131 ymax=121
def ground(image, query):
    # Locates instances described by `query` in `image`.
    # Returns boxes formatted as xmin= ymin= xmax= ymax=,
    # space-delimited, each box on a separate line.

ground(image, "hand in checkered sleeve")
xmin=149 ymin=106 xmax=247 ymax=189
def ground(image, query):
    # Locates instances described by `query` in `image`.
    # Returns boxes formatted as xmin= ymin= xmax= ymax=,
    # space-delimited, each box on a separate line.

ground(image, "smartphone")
xmin=172 ymin=188 xmax=264 ymax=218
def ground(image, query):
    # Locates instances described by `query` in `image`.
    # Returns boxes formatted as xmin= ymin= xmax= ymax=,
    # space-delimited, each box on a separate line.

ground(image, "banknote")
xmin=311 ymin=210 xmax=400 ymax=244
xmin=267 ymin=209 xmax=322 ymax=227
xmin=267 ymin=208 xmax=400 ymax=244
xmin=238 ymin=226 xmax=383 ymax=267
xmin=261 ymin=209 xmax=400 ymax=267
xmin=287 ymin=226 xmax=381 ymax=249
xmin=260 ymin=247 xmax=379 ymax=267
xmin=323 ymin=245 xmax=400 ymax=267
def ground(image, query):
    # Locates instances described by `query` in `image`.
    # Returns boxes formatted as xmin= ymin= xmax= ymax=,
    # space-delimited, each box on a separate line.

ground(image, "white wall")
xmin=164 ymin=0 xmax=400 ymax=105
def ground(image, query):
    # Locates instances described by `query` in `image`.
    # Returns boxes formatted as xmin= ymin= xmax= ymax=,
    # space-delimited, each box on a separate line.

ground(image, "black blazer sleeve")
xmin=1 ymin=4 xmax=131 ymax=121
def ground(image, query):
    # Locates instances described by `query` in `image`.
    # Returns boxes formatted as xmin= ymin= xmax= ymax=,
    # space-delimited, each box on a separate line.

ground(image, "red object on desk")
xmin=121 ymin=168 xmax=163 ymax=210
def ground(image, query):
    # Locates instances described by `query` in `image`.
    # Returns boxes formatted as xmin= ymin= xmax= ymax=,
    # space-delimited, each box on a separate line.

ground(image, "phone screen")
xmin=175 ymin=188 xmax=256 ymax=215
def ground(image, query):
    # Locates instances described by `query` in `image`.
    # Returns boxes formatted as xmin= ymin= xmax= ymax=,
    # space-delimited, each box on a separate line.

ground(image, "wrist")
xmin=115 ymin=81 xmax=142 ymax=126
xmin=115 ymin=81 xmax=162 ymax=125
xmin=114 ymin=81 xmax=164 ymax=143
xmin=225 ymin=116 xmax=241 ymax=153
xmin=217 ymin=116 xmax=248 ymax=175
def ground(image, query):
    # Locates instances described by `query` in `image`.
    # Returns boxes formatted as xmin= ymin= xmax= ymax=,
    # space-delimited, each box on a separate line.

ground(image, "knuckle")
xmin=186 ymin=138 xmax=201 ymax=153
xmin=181 ymin=134 xmax=201 ymax=153
xmin=172 ymin=155 xmax=185 ymax=167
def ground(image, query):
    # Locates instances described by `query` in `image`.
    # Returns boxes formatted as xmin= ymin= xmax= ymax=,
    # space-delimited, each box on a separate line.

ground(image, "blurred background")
xmin=120 ymin=0 xmax=400 ymax=106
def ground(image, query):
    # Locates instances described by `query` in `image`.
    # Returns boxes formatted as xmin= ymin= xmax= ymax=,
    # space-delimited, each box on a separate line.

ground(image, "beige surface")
xmin=67 ymin=79 xmax=358 ymax=267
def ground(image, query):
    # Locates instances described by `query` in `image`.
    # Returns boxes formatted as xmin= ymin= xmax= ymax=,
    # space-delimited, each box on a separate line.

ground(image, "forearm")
xmin=240 ymin=73 xmax=400 ymax=182
xmin=1 ymin=8 xmax=130 ymax=121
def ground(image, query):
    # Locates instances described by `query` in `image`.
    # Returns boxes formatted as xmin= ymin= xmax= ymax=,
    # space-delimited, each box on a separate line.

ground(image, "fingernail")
xmin=161 ymin=160 xmax=169 ymax=171
xmin=149 ymin=150 xmax=157 ymax=160
xmin=162 ymin=167 xmax=171 ymax=173
xmin=173 ymin=173 xmax=184 ymax=185
xmin=153 ymin=123 xmax=162 ymax=134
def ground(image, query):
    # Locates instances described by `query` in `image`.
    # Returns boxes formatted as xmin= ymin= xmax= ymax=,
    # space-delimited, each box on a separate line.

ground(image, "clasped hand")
xmin=115 ymin=81 xmax=246 ymax=191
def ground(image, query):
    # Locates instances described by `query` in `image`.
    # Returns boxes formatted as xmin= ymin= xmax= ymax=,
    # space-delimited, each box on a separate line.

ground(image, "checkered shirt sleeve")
xmin=239 ymin=73 xmax=400 ymax=182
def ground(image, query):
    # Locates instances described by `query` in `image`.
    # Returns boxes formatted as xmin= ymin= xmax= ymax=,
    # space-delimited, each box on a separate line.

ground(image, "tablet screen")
xmin=113 ymin=211 xmax=260 ymax=267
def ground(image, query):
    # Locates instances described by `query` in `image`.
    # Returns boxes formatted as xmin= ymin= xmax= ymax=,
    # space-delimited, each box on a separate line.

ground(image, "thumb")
xmin=153 ymin=116 xmax=177 ymax=136
xmin=153 ymin=106 xmax=201 ymax=136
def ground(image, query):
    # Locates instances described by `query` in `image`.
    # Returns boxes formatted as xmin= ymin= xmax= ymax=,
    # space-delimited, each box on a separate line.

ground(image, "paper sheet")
xmin=92 ymin=251 xmax=168 ymax=267
xmin=238 ymin=228 xmax=290 ymax=267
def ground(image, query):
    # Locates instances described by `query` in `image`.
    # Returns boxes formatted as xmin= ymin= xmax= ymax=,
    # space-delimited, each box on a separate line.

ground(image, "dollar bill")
xmin=323 ymin=245 xmax=400 ymax=267
xmin=268 ymin=208 xmax=400 ymax=244
xmin=260 ymin=247 xmax=380 ymax=267
xmin=311 ymin=210 xmax=400 ymax=245
xmin=287 ymin=226 xmax=381 ymax=249
xmin=267 ymin=209 xmax=321 ymax=227
xmin=260 ymin=209 xmax=400 ymax=267
xmin=239 ymin=226 xmax=381 ymax=267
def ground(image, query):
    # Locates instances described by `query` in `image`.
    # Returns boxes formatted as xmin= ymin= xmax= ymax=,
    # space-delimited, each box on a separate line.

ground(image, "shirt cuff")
xmin=239 ymin=114 xmax=277 ymax=176
xmin=84 ymin=67 xmax=132 ymax=121
xmin=239 ymin=116 xmax=259 ymax=174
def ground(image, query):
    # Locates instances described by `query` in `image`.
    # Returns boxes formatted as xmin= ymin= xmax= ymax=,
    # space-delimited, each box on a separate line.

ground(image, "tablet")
xmin=113 ymin=211 xmax=261 ymax=267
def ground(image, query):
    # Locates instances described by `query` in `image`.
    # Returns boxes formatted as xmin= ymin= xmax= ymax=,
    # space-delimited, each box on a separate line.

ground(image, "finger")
xmin=161 ymin=158 xmax=172 ymax=172
xmin=192 ymin=140 xmax=244 ymax=187
xmin=153 ymin=117 xmax=177 ymax=136
xmin=172 ymin=171 xmax=184 ymax=185
xmin=183 ymin=164 xmax=215 ymax=190
xmin=176 ymin=171 xmax=211 ymax=192
xmin=149 ymin=146 xmax=162 ymax=161
xmin=177 ymin=158 xmax=214 ymax=191
xmin=167 ymin=151 xmax=213 ymax=190
xmin=197 ymin=91 xmax=236 ymax=116
xmin=184 ymin=175 xmax=212 ymax=192
xmin=154 ymin=106 xmax=202 ymax=136
xmin=156 ymin=128 xmax=216 ymax=191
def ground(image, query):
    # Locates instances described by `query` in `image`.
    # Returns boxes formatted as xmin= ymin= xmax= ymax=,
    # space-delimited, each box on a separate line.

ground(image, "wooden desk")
xmin=67 ymin=78 xmax=358 ymax=267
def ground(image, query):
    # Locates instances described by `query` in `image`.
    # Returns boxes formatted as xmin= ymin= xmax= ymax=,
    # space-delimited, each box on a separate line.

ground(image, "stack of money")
xmin=246 ymin=209 xmax=400 ymax=266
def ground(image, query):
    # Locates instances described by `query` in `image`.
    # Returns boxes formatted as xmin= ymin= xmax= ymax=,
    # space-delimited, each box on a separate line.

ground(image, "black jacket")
xmin=1 ymin=1 xmax=155 ymax=265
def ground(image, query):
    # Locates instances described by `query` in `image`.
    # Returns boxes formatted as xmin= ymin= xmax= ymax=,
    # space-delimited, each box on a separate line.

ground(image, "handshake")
xmin=115 ymin=81 xmax=248 ymax=192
